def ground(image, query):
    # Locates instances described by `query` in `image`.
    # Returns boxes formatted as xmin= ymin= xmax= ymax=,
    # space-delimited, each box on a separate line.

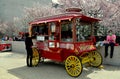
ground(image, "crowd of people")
xmin=1 ymin=35 xmax=25 ymax=41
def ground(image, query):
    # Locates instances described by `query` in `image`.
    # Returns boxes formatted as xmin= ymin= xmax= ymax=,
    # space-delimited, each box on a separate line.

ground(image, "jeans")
xmin=105 ymin=42 xmax=115 ymax=58
xmin=26 ymin=48 xmax=33 ymax=66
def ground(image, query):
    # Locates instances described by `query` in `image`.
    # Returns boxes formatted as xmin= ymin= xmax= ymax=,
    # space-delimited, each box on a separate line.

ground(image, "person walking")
xmin=25 ymin=33 xmax=33 ymax=67
xmin=104 ymin=30 xmax=116 ymax=58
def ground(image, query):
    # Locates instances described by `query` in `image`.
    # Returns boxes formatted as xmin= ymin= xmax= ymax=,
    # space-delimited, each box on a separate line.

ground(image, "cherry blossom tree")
xmin=1 ymin=0 xmax=119 ymax=37
xmin=0 ymin=2 xmax=62 ymax=37
xmin=56 ymin=0 xmax=120 ymax=35
xmin=19 ymin=0 xmax=120 ymax=35
xmin=0 ymin=20 xmax=19 ymax=37
xmin=18 ymin=2 xmax=62 ymax=32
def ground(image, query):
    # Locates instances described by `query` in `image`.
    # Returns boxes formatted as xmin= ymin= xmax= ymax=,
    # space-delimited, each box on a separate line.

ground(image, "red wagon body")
xmin=28 ymin=8 xmax=102 ymax=77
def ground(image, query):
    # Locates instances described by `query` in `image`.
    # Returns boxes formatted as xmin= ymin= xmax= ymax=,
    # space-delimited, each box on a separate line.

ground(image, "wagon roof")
xmin=29 ymin=12 xmax=100 ymax=25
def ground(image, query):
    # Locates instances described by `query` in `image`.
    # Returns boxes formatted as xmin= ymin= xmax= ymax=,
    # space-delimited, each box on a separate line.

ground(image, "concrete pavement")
xmin=0 ymin=52 xmax=120 ymax=79
xmin=0 ymin=52 xmax=25 ymax=79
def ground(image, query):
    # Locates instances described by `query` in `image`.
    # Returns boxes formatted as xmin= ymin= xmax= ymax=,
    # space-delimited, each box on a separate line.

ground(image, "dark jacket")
xmin=25 ymin=37 xmax=33 ymax=49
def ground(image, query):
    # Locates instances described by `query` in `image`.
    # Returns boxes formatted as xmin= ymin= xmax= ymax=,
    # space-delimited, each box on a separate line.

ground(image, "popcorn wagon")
xmin=28 ymin=8 xmax=102 ymax=77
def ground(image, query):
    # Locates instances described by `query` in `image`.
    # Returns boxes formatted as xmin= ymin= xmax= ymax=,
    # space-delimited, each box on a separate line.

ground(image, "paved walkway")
xmin=0 ymin=52 xmax=25 ymax=79
xmin=0 ymin=52 xmax=120 ymax=79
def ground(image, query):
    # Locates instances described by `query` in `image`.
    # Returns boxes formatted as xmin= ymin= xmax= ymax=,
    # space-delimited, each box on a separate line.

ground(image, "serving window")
xmin=61 ymin=20 xmax=73 ymax=42
xmin=31 ymin=23 xmax=48 ymax=41
xmin=76 ymin=22 xmax=91 ymax=42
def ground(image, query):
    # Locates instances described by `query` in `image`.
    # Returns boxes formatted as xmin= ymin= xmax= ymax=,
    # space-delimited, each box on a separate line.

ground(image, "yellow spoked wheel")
xmin=89 ymin=51 xmax=102 ymax=67
xmin=32 ymin=47 xmax=40 ymax=66
xmin=65 ymin=55 xmax=82 ymax=77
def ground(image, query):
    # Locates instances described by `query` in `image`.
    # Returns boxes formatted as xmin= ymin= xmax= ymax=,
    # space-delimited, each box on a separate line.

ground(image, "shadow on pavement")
xmin=102 ymin=64 xmax=120 ymax=71
xmin=8 ymin=61 xmax=96 ymax=79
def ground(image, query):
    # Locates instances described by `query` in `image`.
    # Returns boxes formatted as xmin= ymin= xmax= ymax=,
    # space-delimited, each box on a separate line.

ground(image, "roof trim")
xmin=29 ymin=12 xmax=100 ymax=25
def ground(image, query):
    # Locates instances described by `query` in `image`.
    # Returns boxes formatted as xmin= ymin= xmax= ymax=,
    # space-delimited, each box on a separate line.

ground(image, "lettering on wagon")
xmin=78 ymin=44 xmax=95 ymax=52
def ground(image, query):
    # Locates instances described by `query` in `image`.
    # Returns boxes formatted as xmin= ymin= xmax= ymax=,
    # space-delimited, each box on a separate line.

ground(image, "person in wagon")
xmin=104 ymin=30 xmax=116 ymax=58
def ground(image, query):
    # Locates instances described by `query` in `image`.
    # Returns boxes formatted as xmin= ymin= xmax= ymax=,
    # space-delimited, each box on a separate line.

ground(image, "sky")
xmin=52 ymin=0 xmax=60 ymax=4
xmin=0 ymin=0 xmax=52 ymax=22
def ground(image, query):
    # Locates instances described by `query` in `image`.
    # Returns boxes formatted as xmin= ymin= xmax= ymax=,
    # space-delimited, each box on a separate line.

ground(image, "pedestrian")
xmin=104 ymin=30 xmax=116 ymax=58
xmin=25 ymin=33 xmax=33 ymax=67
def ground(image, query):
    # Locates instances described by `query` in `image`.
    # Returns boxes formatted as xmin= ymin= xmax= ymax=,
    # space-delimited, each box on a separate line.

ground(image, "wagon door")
xmin=47 ymin=22 xmax=62 ymax=61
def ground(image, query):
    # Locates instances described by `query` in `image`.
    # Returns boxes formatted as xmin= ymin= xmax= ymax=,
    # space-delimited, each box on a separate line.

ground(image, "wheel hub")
xmin=70 ymin=64 xmax=75 ymax=68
